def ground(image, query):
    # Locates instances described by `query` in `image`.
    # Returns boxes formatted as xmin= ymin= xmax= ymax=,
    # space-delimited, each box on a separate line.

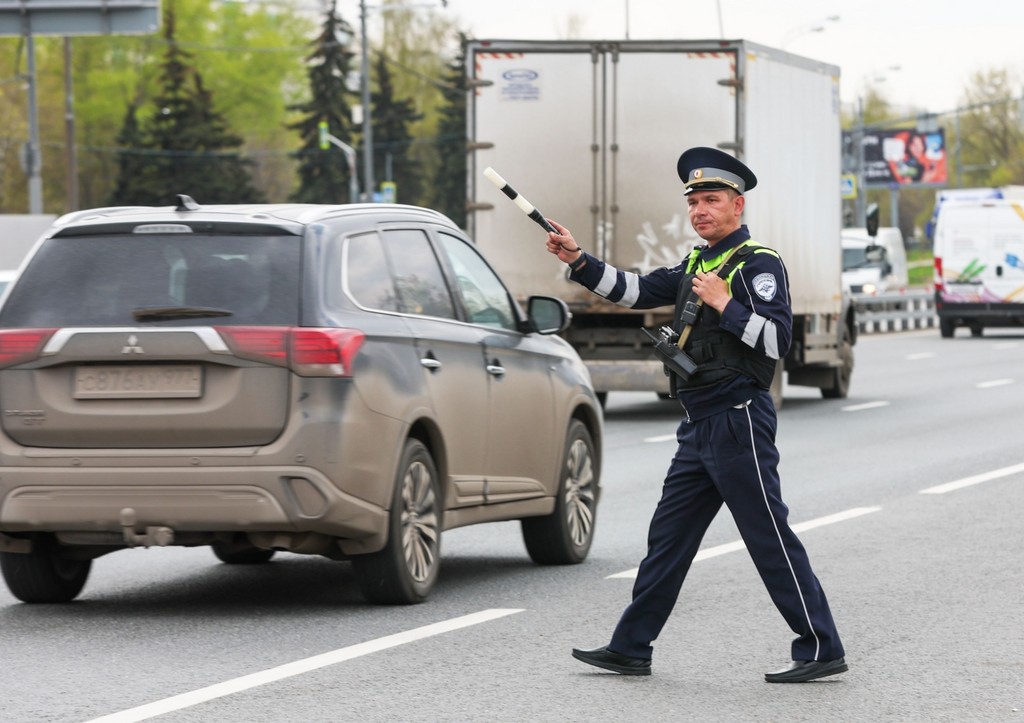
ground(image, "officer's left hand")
xmin=692 ymin=271 xmax=730 ymax=313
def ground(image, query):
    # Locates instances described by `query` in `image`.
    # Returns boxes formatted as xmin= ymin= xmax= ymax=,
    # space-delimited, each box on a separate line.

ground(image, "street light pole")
xmin=359 ymin=0 xmax=374 ymax=202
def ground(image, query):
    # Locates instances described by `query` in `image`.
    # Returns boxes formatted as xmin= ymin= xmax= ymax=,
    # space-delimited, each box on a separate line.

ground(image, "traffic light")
xmin=318 ymin=121 xmax=329 ymax=150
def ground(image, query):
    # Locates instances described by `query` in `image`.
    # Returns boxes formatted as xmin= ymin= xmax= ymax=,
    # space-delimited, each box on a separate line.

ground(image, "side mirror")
xmin=865 ymin=245 xmax=886 ymax=263
xmin=527 ymin=295 xmax=571 ymax=335
xmin=865 ymin=203 xmax=880 ymax=238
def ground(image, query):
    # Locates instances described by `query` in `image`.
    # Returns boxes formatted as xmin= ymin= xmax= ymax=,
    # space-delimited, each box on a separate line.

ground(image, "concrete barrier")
xmin=854 ymin=290 xmax=936 ymax=334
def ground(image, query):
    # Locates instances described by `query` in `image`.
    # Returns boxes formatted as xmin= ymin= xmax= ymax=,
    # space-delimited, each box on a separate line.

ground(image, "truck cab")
xmin=842 ymin=227 xmax=908 ymax=296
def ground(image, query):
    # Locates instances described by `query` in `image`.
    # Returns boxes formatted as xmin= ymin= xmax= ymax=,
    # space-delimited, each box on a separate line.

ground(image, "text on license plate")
xmin=74 ymin=365 xmax=202 ymax=399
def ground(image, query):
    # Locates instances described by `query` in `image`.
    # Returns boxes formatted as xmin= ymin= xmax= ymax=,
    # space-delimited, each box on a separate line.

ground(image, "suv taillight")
xmin=0 ymin=328 xmax=56 ymax=369
xmin=216 ymin=327 xmax=364 ymax=377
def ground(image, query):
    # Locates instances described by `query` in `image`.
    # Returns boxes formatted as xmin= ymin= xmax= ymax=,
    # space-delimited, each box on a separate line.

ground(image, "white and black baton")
xmin=483 ymin=167 xmax=558 ymax=234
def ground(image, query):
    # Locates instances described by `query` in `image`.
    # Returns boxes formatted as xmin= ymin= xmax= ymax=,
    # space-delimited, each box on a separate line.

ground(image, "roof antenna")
xmin=175 ymin=194 xmax=199 ymax=212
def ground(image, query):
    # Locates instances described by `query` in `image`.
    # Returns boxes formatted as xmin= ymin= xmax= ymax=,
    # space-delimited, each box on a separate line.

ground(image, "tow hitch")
xmin=119 ymin=508 xmax=174 ymax=547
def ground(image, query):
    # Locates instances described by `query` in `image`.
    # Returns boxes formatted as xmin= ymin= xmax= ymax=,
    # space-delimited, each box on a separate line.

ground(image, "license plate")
xmin=74 ymin=365 xmax=202 ymax=399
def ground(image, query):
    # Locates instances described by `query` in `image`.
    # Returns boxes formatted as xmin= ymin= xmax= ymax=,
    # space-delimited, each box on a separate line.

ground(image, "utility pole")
xmin=64 ymin=37 xmax=78 ymax=211
xmin=855 ymin=97 xmax=866 ymax=226
xmin=318 ymin=121 xmax=360 ymax=203
xmin=25 ymin=35 xmax=43 ymax=214
xmin=359 ymin=0 xmax=374 ymax=202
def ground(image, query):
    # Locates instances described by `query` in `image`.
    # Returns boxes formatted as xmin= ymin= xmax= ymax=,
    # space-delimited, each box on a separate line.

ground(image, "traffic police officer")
xmin=547 ymin=147 xmax=848 ymax=682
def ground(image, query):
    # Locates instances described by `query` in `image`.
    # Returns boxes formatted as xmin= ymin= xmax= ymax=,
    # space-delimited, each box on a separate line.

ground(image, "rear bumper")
xmin=935 ymin=300 xmax=1024 ymax=325
xmin=0 ymin=466 xmax=387 ymax=547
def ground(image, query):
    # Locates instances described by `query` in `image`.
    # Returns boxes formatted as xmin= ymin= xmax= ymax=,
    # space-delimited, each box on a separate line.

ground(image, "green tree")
xmin=371 ymin=53 xmax=423 ymax=203
xmin=430 ymin=33 xmax=468 ymax=227
xmin=108 ymin=4 xmax=262 ymax=205
xmin=0 ymin=0 xmax=312 ymax=213
xmin=107 ymin=102 xmax=147 ymax=205
xmin=374 ymin=1 xmax=461 ymax=205
xmin=288 ymin=2 xmax=359 ymax=204
xmin=956 ymin=68 xmax=1024 ymax=188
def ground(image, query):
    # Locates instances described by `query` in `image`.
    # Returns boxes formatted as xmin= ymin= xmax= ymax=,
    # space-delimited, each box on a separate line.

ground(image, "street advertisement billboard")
xmin=860 ymin=128 xmax=948 ymax=187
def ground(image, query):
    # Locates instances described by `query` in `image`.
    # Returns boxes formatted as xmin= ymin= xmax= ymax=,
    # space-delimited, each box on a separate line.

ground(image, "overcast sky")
xmin=432 ymin=0 xmax=1023 ymax=116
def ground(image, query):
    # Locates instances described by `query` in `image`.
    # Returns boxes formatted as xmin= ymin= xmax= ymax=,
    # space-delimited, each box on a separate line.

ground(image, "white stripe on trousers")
xmin=742 ymin=403 xmax=822 ymax=660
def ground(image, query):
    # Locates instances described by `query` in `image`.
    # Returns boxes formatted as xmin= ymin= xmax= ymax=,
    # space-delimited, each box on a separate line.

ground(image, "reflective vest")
xmin=671 ymin=240 xmax=779 ymax=391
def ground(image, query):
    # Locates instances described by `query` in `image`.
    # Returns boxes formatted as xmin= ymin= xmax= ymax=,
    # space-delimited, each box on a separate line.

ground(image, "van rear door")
xmin=935 ymin=200 xmax=1024 ymax=336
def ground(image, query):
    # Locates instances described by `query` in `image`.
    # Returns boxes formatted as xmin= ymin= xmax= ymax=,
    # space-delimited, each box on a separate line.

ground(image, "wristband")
xmin=568 ymin=253 xmax=588 ymax=272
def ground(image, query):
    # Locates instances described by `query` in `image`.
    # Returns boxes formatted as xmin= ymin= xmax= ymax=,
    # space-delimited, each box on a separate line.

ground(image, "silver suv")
xmin=0 ymin=197 xmax=602 ymax=605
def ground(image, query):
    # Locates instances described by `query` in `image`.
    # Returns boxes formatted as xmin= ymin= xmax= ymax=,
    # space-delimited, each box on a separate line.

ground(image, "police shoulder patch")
xmin=752 ymin=272 xmax=777 ymax=301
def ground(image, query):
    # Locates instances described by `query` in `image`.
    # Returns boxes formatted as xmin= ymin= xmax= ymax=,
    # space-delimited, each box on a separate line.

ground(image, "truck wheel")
xmin=522 ymin=419 xmax=599 ymax=565
xmin=211 ymin=541 xmax=275 ymax=565
xmin=969 ymin=324 xmax=984 ymax=338
xmin=940 ymin=318 xmax=955 ymax=338
xmin=0 ymin=545 xmax=91 ymax=603
xmin=353 ymin=439 xmax=442 ymax=604
xmin=821 ymin=326 xmax=853 ymax=399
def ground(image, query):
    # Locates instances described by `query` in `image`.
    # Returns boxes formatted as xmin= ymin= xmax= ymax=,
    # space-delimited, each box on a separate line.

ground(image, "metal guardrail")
xmin=854 ymin=290 xmax=936 ymax=334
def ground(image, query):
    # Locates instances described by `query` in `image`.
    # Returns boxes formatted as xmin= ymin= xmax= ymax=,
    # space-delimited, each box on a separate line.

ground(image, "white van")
xmin=841 ymin=227 xmax=908 ymax=295
xmin=933 ymin=198 xmax=1024 ymax=337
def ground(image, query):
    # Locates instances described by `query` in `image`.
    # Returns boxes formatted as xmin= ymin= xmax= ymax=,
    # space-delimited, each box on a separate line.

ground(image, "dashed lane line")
xmin=606 ymin=507 xmax=882 ymax=580
xmin=84 ymin=608 xmax=524 ymax=723
xmin=644 ymin=433 xmax=677 ymax=443
xmin=920 ymin=461 xmax=1024 ymax=494
xmin=976 ymin=378 xmax=1014 ymax=389
xmin=841 ymin=401 xmax=891 ymax=412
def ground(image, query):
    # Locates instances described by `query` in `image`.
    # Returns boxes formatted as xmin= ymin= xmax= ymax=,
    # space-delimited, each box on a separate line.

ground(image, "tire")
xmin=211 ymin=541 xmax=275 ymax=565
xmin=970 ymin=324 xmax=984 ymax=338
xmin=940 ymin=318 xmax=955 ymax=338
xmin=522 ymin=419 xmax=599 ymax=565
xmin=821 ymin=325 xmax=853 ymax=399
xmin=1 ymin=544 xmax=91 ymax=603
xmin=353 ymin=439 xmax=442 ymax=604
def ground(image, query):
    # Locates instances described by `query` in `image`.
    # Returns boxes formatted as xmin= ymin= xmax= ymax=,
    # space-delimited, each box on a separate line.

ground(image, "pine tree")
xmin=106 ymin=103 xmax=149 ymax=206
xmin=288 ymin=1 xmax=359 ymax=204
xmin=370 ymin=53 xmax=423 ymax=204
xmin=430 ymin=33 xmax=468 ymax=227
xmin=108 ymin=3 xmax=262 ymax=205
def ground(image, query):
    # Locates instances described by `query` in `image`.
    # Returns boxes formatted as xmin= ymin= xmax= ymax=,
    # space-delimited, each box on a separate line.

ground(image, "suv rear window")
xmin=0 ymin=234 xmax=301 ymax=327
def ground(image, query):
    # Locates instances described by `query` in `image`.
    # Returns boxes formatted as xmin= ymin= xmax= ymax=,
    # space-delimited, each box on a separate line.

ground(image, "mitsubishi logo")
xmin=121 ymin=334 xmax=145 ymax=354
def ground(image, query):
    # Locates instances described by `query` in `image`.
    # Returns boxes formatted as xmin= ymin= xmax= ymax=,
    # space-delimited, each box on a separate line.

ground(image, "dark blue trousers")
xmin=608 ymin=392 xmax=845 ymax=662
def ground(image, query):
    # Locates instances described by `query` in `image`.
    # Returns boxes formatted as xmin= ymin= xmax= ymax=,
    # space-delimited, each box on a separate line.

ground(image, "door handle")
xmin=420 ymin=358 xmax=442 ymax=370
xmin=486 ymin=363 xmax=505 ymax=377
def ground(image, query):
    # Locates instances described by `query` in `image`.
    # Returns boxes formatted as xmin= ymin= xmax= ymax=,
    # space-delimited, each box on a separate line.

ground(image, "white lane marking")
xmin=645 ymin=433 xmax=677 ymax=443
xmin=906 ymin=352 xmax=935 ymax=360
xmin=606 ymin=507 xmax=881 ymax=579
xmin=85 ymin=608 xmax=524 ymax=723
xmin=920 ymin=462 xmax=1024 ymax=495
xmin=977 ymin=378 xmax=1014 ymax=389
xmin=841 ymin=401 xmax=891 ymax=412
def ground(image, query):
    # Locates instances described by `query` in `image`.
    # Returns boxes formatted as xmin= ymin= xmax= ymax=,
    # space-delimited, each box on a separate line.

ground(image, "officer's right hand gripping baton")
xmin=483 ymin=167 xmax=558 ymax=234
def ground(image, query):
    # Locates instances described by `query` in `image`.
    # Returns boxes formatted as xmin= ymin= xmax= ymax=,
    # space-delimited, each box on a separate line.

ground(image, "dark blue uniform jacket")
xmin=568 ymin=225 xmax=793 ymax=420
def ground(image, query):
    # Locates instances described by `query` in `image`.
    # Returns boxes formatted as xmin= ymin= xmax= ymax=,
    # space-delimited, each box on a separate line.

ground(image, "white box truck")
xmin=933 ymin=197 xmax=1024 ymax=337
xmin=466 ymin=39 xmax=854 ymax=403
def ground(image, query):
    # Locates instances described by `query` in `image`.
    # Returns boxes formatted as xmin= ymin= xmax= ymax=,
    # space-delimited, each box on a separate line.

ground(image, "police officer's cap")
xmin=677 ymin=147 xmax=757 ymax=195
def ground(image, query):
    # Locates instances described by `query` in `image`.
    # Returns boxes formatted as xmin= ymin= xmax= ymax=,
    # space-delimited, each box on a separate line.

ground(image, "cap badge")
xmin=693 ymin=169 xmax=704 ymax=179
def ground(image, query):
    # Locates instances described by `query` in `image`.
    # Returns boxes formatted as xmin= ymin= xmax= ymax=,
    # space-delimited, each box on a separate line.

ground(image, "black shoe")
xmin=571 ymin=645 xmax=651 ymax=676
xmin=764 ymin=657 xmax=848 ymax=683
